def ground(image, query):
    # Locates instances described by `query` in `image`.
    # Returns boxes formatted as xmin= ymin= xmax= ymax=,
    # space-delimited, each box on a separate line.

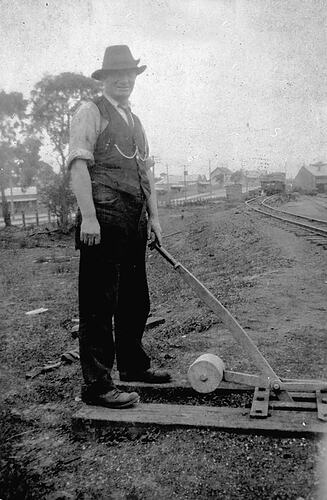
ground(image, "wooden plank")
xmin=250 ymin=387 xmax=270 ymax=418
xmin=115 ymin=380 xmax=253 ymax=392
xmin=116 ymin=382 xmax=320 ymax=400
xmin=289 ymin=392 xmax=316 ymax=400
xmin=316 ymin=390 xmax=327 ymax=421
xmin=270 ymin=401 xmax=316 ymax=411
xmin=115 ymin=381 xmax=321 ymax=399
xmin=281 ymin=380 xmax=327 ymax=391
xmin=72 ymin=403 xmax=327 ymax=435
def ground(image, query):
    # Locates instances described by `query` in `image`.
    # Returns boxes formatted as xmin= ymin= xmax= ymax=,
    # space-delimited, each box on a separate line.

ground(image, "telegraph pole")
xmin=209 ymin=159 xmax=212 ymax=194
xmin=184 ymin=167 xmax=187 ymax=201
xmin=166 ymin=163 xmax=170 ymax=204
xmin=151 ymin=155 xmax=155 ymax=180
xmin=9 ymin=171 xmax=15 ymax=221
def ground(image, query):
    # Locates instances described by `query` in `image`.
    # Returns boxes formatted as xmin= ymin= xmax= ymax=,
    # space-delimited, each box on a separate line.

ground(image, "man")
xmin=68 ymin=45 xmax=171 ymax=409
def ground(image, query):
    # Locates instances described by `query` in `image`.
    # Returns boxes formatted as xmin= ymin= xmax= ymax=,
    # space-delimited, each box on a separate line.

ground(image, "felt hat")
xmin=91 ymin=45 xmax=146 ymax=80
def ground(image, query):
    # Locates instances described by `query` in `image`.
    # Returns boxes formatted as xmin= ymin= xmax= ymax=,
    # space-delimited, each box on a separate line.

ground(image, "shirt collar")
xmin=103 ymin=92 xmax=131 ymax=110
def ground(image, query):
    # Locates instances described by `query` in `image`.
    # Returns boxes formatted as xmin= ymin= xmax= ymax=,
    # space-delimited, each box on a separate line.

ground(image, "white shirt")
xmin=67 ymin=94 xmax=148 ymax=169
xmin=103 ymin=92 xmax=131 ymax=125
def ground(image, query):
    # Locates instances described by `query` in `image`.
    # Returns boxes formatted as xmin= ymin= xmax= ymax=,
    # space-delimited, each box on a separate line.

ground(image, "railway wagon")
xmin=260 ymin=172 xmax=286 ymax=195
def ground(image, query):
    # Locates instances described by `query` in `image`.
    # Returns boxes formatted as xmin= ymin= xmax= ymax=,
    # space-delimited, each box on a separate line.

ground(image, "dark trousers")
xmin=76 ymin=187 xmax=151 ymax=396
xmin=78 ymin=243 xmax=151 ymax=396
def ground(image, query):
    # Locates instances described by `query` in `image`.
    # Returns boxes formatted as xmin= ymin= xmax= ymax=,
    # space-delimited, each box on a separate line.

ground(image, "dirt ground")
xmin=281 ymin=194 xmax=327 ymax=221
xmin=0 ymin=196 xmax=327 ymax=499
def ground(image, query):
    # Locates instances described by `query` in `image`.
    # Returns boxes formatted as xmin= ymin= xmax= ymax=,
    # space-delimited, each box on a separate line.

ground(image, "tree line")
xmin=0 ymin=73 xmax=102 ymax=227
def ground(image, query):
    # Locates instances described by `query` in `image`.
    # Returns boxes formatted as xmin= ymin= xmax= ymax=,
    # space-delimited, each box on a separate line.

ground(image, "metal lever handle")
xmin=149 ymin=240 xmax=285 ymax=387
xmin=148 ymin=241 xmax=180 ymax=268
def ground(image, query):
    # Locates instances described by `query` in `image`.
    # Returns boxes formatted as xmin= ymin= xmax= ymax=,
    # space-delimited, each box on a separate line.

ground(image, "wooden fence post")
xmin=21 ymin=211 xmax=26 ymax=228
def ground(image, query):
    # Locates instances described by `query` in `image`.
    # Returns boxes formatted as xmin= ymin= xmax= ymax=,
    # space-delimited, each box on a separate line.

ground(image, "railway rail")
xmin=246 ymin=195 xmax=327 ymax=245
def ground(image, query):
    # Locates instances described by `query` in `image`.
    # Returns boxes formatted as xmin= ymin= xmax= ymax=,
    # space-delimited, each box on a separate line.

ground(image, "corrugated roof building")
xmin=293 ymin=162 xmax=327 ymax=192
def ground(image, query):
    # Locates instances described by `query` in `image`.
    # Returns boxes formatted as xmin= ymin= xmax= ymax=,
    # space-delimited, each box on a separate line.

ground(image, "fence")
xmin=158 ymin=193 xmax=226 ymax=208
xmin=1 ymin=191 xmax=243 ymax=227
xmin=0 ymin=210 xmax=75 ymax=229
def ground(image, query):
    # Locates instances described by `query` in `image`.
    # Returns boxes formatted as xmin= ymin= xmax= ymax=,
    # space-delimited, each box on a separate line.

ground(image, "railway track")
xmin=246 ymin=195 xmax=327 ymax=249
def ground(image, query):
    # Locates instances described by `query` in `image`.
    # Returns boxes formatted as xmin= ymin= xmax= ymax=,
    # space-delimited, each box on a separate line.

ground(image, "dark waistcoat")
xmin=89 ymin=96 xmax=151 ymax=200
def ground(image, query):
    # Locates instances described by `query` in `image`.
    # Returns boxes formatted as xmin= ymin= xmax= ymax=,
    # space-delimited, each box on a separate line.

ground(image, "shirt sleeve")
xmin=66 ymin=101 xmax=101 ymax=169
xmin=141 ymin=125 xmax=151 ymax=171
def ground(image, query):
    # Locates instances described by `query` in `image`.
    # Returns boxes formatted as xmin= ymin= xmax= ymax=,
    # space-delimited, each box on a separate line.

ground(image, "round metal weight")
xmin=187 ymin=353 xmax=225 ymax=393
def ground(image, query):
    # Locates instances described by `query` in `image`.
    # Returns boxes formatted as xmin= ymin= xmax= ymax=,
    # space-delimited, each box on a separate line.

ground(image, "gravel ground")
xmin=0 ymin=198 xmax=326 ymax=499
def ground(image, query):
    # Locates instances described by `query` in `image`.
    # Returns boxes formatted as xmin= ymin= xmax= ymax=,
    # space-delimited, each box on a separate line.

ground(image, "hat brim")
xmin=91 ymin=65 xmax=146 ymax=80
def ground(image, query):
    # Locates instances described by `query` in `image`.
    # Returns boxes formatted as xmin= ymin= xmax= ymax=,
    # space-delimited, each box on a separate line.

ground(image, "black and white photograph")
xmin=0 ymin=1 xmax=327 ymax=498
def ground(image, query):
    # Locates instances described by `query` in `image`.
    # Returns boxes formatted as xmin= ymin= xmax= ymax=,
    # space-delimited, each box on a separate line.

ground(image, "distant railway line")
xmin=246 ymin=196 xmax=327 ymax=247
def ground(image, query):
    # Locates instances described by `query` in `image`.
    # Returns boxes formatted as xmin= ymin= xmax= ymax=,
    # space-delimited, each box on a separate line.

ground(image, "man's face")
xmin=103 ymin=69 xmax=137 ymax=102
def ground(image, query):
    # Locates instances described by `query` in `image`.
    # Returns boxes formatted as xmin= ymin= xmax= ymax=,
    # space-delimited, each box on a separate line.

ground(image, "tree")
xmin=30 ymin=73 xmax=101 ymax=226
xmin=35 ymin=161 xmax=58 ymax=191
xmin=14 ymin=137 xmax=44 ymax=188
xmin=0 ymin=91 xmax=28 ymax=226
xmin=35 ymin=163 xmax=76 ymax=221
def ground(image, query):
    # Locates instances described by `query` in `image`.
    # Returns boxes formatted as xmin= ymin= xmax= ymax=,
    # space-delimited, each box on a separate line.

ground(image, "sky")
xmin=1 ymin=0 xmax=327 ymax=177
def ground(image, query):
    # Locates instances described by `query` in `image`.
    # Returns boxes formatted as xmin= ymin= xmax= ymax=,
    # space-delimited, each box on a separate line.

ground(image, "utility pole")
xmin=166 ymin=163 xmax=170 ymax=205
xmin=184 ymin=167 xmax=187 ymax=201
xmin=208 ymin=159 xmax=212 ymax=194
xmin=9 ymin=171 xmax=15 ymax=221
xmin=151 ymin=155 xmax=155 ymax=180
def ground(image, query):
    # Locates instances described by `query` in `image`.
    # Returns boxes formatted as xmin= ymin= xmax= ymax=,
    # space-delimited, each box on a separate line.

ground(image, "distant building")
xmin=244 ymin=170 xmax=261 ymax=187
xmin=197 ymin=175 xmax=211 ymax=193
xmin=155 ymin=173 xmax=201 ymax=193
xmin=293 ymin=162 xmax=327 ymax=193
xmin=0 ymin=186 xmax=38 ymax=217
xmin=260 ymin=172 xmax=286 ymax=183
xmin=260 ymin=172 xmax=286 ymax=195
xmin=210 ymin=167 xmax=232 ymax=186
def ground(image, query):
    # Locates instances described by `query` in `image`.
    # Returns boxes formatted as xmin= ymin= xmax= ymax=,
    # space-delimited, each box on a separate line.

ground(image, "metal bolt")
xmin=200 ymin=374 xmax=208 ymax=382
xmin=272 ymin=382 xmax=280 ymax=391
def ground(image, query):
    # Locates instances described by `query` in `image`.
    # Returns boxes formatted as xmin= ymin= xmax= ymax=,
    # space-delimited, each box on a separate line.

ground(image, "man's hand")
xmin=81 ymin=215 xmax=101 ymax=246
xmin=147 ymin=216 xmax=162 ymax=247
